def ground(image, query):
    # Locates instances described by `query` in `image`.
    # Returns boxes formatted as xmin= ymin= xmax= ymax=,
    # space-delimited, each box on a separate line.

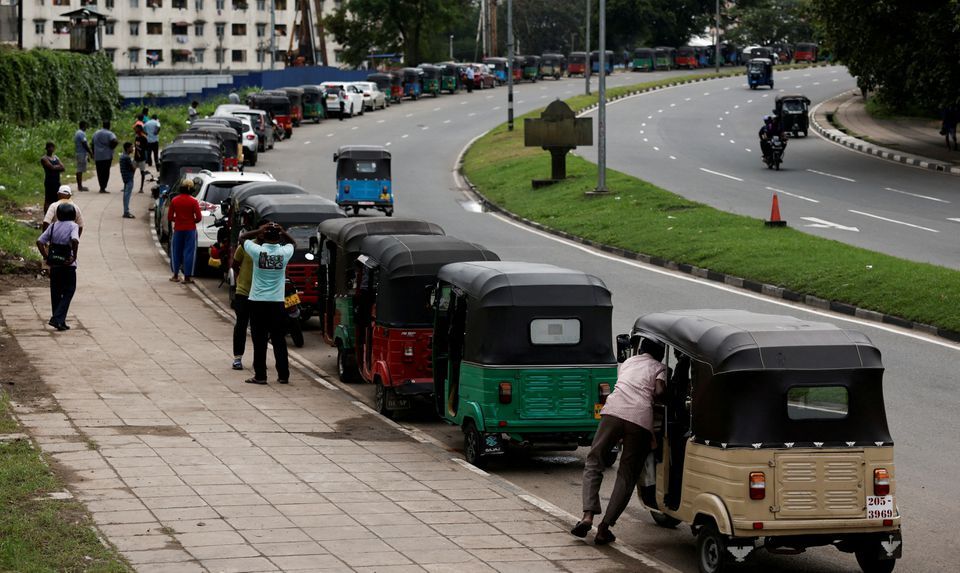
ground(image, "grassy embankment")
xmin=463 ymin=71 xmax=960 ymax=334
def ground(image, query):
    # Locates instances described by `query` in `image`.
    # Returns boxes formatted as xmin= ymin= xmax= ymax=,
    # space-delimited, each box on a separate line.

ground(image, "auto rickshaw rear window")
xmin=786 ymin=386 xmax=848 ymax=420
xmin=530 ymin=318 xmax=580 ymax=345
xmin=355 ymin=161 xmax=378 ymax=174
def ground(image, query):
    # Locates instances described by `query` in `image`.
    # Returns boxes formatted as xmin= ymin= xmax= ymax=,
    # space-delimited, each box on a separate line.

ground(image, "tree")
xmin=726 ymin=0 xmax=817 ymax=47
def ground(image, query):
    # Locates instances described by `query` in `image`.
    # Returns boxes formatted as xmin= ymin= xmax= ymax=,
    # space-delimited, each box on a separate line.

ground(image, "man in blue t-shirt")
xmin=243 ymin=222 xmax=296 ymax=385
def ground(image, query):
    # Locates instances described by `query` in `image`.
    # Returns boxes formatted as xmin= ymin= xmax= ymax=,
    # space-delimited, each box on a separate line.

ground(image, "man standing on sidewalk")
xmin=91 ymin=121 xmax=118 ymax=193
xmin=143 ymin=114 xmax=161 ymax=169
xmin=572 ymin=336 xmax=666 ymax=545
xmin=243 ymin=222 xmax=295 ymax=385
xmin=41 ymin=141 xmax=65 ymax=213
xmin=167 ymin=179 xmax=202 ymax=283
xmin=36 ymin=202 xmax=80 ymax=332
xmin=74 ymin=121 xmax=92 ymax=192
xmin=119 ymin=142 xmax=136 ymax=219
xmin=42 ymin=186 xmax=84 ymax=236
xmin=230 ymin=228 xmax=260 ymax=371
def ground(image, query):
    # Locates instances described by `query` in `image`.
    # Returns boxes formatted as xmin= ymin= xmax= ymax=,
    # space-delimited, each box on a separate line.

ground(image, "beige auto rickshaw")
xmin=622 ymin=309 xmax=901 ymax=573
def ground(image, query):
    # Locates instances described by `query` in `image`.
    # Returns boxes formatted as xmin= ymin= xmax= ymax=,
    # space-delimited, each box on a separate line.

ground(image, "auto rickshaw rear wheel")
xmin=855 ymin=548 xmax=896 ymax=573
xmin=463 ymin=420 xmax=486 ymax=468
xmin=374 ymin=379 xmax=393 ymax=419
xmin=336 ymin=344 xmax=358 ymax=383
xmin=697 ymin=522 xmax=731 ymax=573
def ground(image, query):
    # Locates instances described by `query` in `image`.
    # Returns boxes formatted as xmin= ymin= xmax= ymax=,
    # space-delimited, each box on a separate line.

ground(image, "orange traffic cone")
xmin=765 ymin=193 xmax=787 ymax=227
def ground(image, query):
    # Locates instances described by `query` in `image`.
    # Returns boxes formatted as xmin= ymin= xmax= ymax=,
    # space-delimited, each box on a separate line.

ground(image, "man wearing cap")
xmin=42 ymin=185 xmax=84 ymax=236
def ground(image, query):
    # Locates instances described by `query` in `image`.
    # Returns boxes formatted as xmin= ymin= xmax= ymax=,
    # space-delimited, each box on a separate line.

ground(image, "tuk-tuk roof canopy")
xmin=749 ymin=57 xmax=773 ymax=64
xmin=298 ymin=85 xmax=322 ymax=93
xmin=367 ymin=72 xmax=395 ymax=80
xmin=437 ymin=261 xmax=612 ymax=309
xmin=776 ymin=94 xmax=811 ymax=104
xmin=359 ymin=234 xmax=498 ymax=279
xmin=230 ymin=181 xmax=304 ymax=205
xmin=281 ymin=86 xmax=304 ymax=93
xmin=335 ymin=145 xmax=391 ymax=160
xmin=248 ymin=92 xmax=290 ymax=102
xmin=318 ymin=217 xmax=445 ymax=252
xmin=239 ymin=193 xmax=344 ymax=224
xmin=631 ymin=309 xmax=882 ymax=373
xmin=634 ymin=47 xmax=654 ymax=54
xmin=160 ymin=142 xmax=222 ymax=161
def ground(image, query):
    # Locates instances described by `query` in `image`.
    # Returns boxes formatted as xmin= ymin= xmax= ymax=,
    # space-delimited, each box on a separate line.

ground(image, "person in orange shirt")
xmin=167 ymin=179 xmax=202 ymax=284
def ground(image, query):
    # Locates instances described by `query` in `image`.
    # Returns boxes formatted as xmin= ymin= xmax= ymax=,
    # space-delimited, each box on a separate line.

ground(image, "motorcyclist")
xmin=758 ymin=115 xmax=785 ymax=164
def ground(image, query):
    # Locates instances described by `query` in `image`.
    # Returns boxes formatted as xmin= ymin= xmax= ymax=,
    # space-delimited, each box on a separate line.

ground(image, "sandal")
xmin=169 ymin=276 xmax=180 ymax=282
xmin=182 ymin=278 xmax=194 ymax=284
xmin=570 ymin=521 xmax=592 ymax=538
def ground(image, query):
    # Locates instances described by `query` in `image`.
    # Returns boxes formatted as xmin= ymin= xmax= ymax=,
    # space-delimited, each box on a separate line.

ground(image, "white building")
xmin=20 ymin=0 xmax=343 ymax=72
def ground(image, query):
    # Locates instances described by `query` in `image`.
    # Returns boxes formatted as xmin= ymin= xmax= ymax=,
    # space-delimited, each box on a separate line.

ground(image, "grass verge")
xmin=0 ymin=392 xmax=130 ymax=572
xmin=463 ymin=71 xmax=960 ymax=334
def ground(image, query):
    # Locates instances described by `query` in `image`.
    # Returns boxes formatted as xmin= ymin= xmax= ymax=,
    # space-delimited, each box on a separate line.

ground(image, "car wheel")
xmin=375 ymin=378 xmax=393 ymax=419
xmin=246 ymin=151 xmax=257 ymax=166
xmin=462 ymin=420 xmax=486 ymax=468
xmin=697 ymin=523 xmax=731 ymax=573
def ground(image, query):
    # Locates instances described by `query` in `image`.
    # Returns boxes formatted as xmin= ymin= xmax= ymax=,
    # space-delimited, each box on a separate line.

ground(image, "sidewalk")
xmin=0 ymin=176 xmax=655 ymax=572
xmin=812 ymin=91 xmax=960 ymax=175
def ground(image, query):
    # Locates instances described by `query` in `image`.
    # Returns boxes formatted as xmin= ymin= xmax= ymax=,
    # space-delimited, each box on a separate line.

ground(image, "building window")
xmin=147 ymin=22 xmax=162 ymax=34
xmin=231 ymin=23 xmax=246 ymax=36
xmin=105 ymin=0 xmax=114 ymax=8
xmin=274 ymin=24 xmax=286 ymax=37
xmin=255 ymin=23 xmax=265 ymax=37
xmin=255 ymin=0 xmax=264 ymax=9
xmin=129 ymin=0 xmax=138 ymax=7
xmin=128 ymin=48 xmax=140 ymax=63
xmin=333 ymin=49 xmax=342 ymax=63
xmin=232 ymin=0 xmax=247 ymax=9
xmin=194 ymin=0 xmax=202 ymax=8
xmin=104 ymin=21 xmax=114 ymax=35
xmin=146 ymin=0 xmax=162 ymax=7
xmin=256 ymin=50 xmax=263 ymax=63
xmin=146 ymin=49 xmax=163 ymax=66
xmin=215 ymin=0 xmax=223 ymax=9
xmin=194 ymin=22 xmax=204 ymax=36
xmin=232 ymin=49 xmax=246 ymax=63
xmin=172 ymin=50 xmax=190 ymax=63
xmin=172 ymin=0 xmax=185 ymax=7
xmin=194 ymin=48 xmax=205 ymax=63
xmin=129 ymin=22 xmax=139 ymax=35
xmin=172 ymin=23 xmax=187 ymax=35
xmin=34 ymin=21 xmax=45 ymax=35
xmin=275 ymin=0 xmax=285 ymax=9
xmin=52 ymin=0 xmax=69 ymax=5
xmin=105 ymin=48 xmax=116 ymax=61
xmin=53 ymin=20 xmax=70 ymax=34
xmin=215 ymin=23 xmax=225 ymax=37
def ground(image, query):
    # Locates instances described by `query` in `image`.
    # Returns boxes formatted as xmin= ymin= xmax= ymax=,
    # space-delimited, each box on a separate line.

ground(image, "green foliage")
xmin=0 ymin=48 xmax=119 ymax=125
xmin=812 ymin=0 xmax=960 ymax=111
xmin=726 ymin=0 xmax=817 ymax=47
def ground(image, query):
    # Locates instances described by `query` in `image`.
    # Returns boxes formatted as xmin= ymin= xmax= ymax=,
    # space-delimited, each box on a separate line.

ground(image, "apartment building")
xmin=20 ymin=0 xmax=343 ymax=72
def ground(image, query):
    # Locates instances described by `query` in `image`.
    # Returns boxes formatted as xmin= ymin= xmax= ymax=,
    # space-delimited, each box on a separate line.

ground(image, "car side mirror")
xmin=616 ymin=334 xmax=631 ymax=363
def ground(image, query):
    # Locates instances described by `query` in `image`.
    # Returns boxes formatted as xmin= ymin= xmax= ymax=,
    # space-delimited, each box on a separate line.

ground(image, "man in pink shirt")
xmin=573 ymin=336 xmax=666 ymax=544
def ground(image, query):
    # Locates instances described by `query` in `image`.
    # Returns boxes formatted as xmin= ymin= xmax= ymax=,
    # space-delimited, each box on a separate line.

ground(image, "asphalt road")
xmin=178 ymin=67 xmax=957 ymax=572
xmin=580 ymin=67 xmax=960 ymax=268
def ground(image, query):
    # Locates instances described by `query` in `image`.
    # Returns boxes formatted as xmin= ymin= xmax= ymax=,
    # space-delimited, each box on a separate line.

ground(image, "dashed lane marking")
xmin=401 ymin=134 xmax=409 ymax=138
xmin=807 ymin=169 xmax=855 ymax=182
xmin=653 ymin=146 xmax=660 ymax=151
xmin=443 ymin=119 xmax=451 ymax=124
xmin=303 ymin=141 xmax=311 ymax=145
xmin=745 ymin=148 xmax=752 ymax=153
xmin=884 ymin=187 xmax=949 ymax=203
xmin=377 ymin=119 xmax=385 ymax=123
xmin=405 ymin=113 xmax=413 ymax=117
xmin=699 ymin=168 xmax=743 ymax=182
xmin=849 ymin=210 xmax=940 ymax=233
xmin=767 ymin=186 xmax=819 ymax=203
xmin=669 ymin=155 xmax=677 ymax=160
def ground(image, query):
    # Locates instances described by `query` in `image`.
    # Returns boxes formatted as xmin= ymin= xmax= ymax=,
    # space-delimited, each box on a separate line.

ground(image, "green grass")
xmin=864 ymin=96 xmax=937 ymax=121
xmin=0 ymin=392 xmax=130 ymax=573
xmin=463 ymin=73 xmax=960 ymax=334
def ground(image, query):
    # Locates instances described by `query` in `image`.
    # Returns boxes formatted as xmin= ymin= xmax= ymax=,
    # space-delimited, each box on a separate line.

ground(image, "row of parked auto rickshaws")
xmin=246 ymin=85 xmax=328 ymax=140
xmin=366 ymin=61 xmax=499 ymax=102
xmin=197 ymin=191 xmax=903 ymax=572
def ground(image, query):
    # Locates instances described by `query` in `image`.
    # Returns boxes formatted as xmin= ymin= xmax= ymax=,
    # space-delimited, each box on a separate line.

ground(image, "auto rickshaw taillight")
xmin=749 ymin=472 xmax=766 ymax=500
xmin=498 ymin=382 xmax=512 ymax=404
xmin=403 ymin=345 xmax=414 ymax=362
xmin=874 ymin=468 xmax=890 ymax=496
xmin=343 ymin=185 xmax=350 ymax=193
xmin=598 ymin=383 xmax=611 ymax=404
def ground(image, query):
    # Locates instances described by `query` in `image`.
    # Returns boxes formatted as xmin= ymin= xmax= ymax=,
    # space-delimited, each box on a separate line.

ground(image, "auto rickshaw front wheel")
xmin=374 ymin=379 xmax=394 ymax=419
xmin=855 ymin=548 xmax=896 ymax=573
xmin=463 ymin=420 xmax=486 ymax=468
xmin=697 ymin=522 xmax=732 ymax=573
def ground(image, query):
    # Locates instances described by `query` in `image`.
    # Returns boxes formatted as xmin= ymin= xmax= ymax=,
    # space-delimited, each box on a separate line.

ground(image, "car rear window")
xmin=786 ymin=386 xmax=848 ymax=420
xmin=203 ymin=183 xmax=241 ymax=204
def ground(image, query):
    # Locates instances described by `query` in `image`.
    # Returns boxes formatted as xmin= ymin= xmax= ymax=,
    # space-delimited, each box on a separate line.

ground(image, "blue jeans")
xmin=170 ymin=230 xmax=197 ymax=277
xmin=122 ymin=178 xmax=133 ymax=215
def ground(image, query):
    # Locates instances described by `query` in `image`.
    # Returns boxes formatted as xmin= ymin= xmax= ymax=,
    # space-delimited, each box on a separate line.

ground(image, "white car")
xmin=320 ymin=82 xmax=365 ymax=118
xmin=350 ymin=81 xmax=388 ymax=111
xmin=214 ymin=103 xmax=250 ymax=116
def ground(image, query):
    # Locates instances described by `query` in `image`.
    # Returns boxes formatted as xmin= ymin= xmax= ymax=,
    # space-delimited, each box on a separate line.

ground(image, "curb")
xmin=456 ymin=75 xmax=960 ymax=346
xmin=810 ymin=91 xmax=960 ymax=176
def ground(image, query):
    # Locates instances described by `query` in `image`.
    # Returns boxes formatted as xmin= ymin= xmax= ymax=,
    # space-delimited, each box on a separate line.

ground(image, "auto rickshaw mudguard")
xmin=458 ymin=401 xmax=486 ymax=432
xmin=691 ymin=493 xmax=734 ymax=536
xmin=334 ymin=322 xmax=354 ymax=350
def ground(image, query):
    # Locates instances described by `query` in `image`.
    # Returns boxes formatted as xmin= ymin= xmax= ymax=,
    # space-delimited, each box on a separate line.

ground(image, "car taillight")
xmin=498 ymin=382 xmax=512 ymax=404
xmin=749 ymin=472 xmax=766 ymax=500
xmin=246 ymin=134 xmax=255 ymax=140
xmin=343 ymin=185 xmax=350 ymax=193
xmin=598 ymin=383 xmax=611 ymax=404
xmin=198 ymin=200 xmax=214 ymax=211
xmin=874 ymin=468 xmax=890 ymax=496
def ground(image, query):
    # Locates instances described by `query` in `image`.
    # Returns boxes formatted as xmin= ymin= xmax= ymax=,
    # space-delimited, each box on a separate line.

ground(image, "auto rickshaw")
xmin=350 ymin=235 xmax=499 ymax=416
xmin=313 ymin=217 xmax=446 ymax=381
xmin=247 ymin=91 xmax=293 ymax=139
xmin=775 ymin=94 xmax=811 ymax=137
xmin=298 ymin=85 xmax=325 ymax=123
xmin=221 ymin=181 xmax=303 ymax=268
xmin=231 ymin=192 xmax=345 ymax=317
xmin=510 ymin=57 xmax=524 ymax=82
xmin=432 ymin=261 xmax=619 ymax=467
xmin=334 ymin=145 xmax=393 ymax=216
xmin=401 ymin=67 xmax=422 ymax=100
xmin=152 ymin=143 xmax=223 ymax=242
xmin=439 ymin=63 xmax=460 ymax=93
xmin=521 ymin=55 xmax=541 ymax=82
xmin=539 ymin=53 xmax=565 ymax=79
xmin=793 ymin=42 xmax=818 ymax=63
xmin=368 ymin=72 xmax=398 ymax=103
xmin=633 ymin=47 xmax=655 ymax=72
xmin=482 ymin=57 xmax=508 ymax=84
xmin=567 ymin=51 xmax=587 ymax=76
xmin=192 ymin=115 xmax=244 ymax=137
xmin=675 ymin=46 xmax=699 ymax=69
xmin=417 ymin=64 xmax=441 ymax=97
xmin=590 ymin=50 xmax=613 ymax=75
xmin=654 ymin=47 xmax=674 ymax=70
xmin=747 ymin=58 xmax=774 ymax=89
xmin=278 ymin=87 xmax=304 ymax=127
xmin=189 ymin=123 xmax=242 ymax=170
xmin=624 ymin=309 xmax=901 ymax=573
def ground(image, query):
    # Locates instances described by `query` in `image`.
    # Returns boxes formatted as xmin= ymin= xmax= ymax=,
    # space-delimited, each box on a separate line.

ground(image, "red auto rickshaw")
xmin=248 ymin=91 xmax=293 ymax=139
xmin=280 ymin=87 xmax=305 ymax=127
xmin=567 ymin=51 xmax=587 ymax=76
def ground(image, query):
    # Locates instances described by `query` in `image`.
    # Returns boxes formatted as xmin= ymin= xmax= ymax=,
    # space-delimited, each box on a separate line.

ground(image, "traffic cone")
xmin=764 ymin=193 xmax=787 ymax=227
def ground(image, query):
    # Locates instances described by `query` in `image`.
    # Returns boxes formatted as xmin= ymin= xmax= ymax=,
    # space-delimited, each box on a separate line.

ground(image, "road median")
xmin=461 ymin=71 xmax=960 ymax=339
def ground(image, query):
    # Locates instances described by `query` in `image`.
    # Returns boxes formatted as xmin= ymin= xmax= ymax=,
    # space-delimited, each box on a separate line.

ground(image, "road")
xmin=581 ymin=67 xmax=960 ymax=268
xmin=174 ymin=67 xmax=957 ymax=572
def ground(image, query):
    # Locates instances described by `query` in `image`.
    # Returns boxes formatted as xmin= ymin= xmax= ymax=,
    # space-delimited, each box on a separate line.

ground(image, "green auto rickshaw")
xmin=419 ymin=64 xmax=442 ymax=97
xmin=523 ymin=55 xmax=541 ymax=82
xmin=432 ymin=261 xmax=619 ymax=467
xmin=440 ymin=63 xmax=460 ymax=93
xmin=299 ymin=85 xmax=326 ymax=122
xmin=633 ymin=47 xmax=655 ymax=72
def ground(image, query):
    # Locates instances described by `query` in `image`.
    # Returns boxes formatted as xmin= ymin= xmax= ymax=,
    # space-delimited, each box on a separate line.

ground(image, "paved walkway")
xmin=0 ymin=180 xmax=654 ymax=572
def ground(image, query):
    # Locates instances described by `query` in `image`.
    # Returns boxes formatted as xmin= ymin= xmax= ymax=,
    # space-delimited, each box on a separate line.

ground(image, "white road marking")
xmin=640 ymin=130 xmax=645 ymax=134
xmin=724 ymin=110 xmax=730 ymax=115
xmin=643 ymin=138 xmax=648 ymax=142
xmin=832 ymin=78 xmax=839 ymax=82
xmin=493 ymin=106 xmax=501 ymax=110
xmin=849 ymin=210 xmax=940 ymax=233
xmin=884 ymin=187 xmax=949 ymax=203
xmin=684 ymin=97 xmax=691 ymax=101
xmin=421 ymin=126 xmax=429 ymax=130
xmin=729 ymin=139 xmax=736 ymax=144
xmin=648 ymin=115 xmax=653 ymax=119
xmin=405 ymin=113 xmax=413 ymax=117
xmin=326 ymin=133 xmax=333 ymax=137
xmin=745 ymin=148 xmax=752 ymax=153
xmin=377 ymin=119 xmax=385 ymax=124
xmin=669 ymin=155 xmax=677 ymax=160
xmin=783 ymin=76 xmax=791 ymax=79
xmin=653 ymin=146 xmax=660 ymax=151
xmin=723 ymin=86 xmax=730 ymax=90
xmin=518 ymin=100 xmax=525 ymax=104
xmin=807 ymin=169 xmax=855 ymax=182
xmin=486 ymin=95 xmax=494 ymax=99
xmin=813 ymin=81 xmax=821 ymax=86
xmin=699 ymin=168 xmax=743 ymax=181
xmin=433 ymin=107 xmax=440 ymax=111
xmin=703 ymin=92 xmax=710 ymax=96
xmin=461 ymin=101 xmax=468 ymax=105
xmin=468 ymin=112 xmax=477 ymax=117
xmin=401 ymin=134 xmax=409 ymax=139
xmin=670 ymin=103 xmax=676 ymax=107
xmin=443 ymin=119 xmax=451 ymax=124
xmin=540 ymin=95 xmax=547 ymax=99
xmin=802 ymin=217 xmax=859 ymax=231
xmin=949 ymin=218 xmax=960 ymax=223
xmin=385 ymin=142 xmax=391 ymax=146
xmin=734 ymin=105 xmax=739 ymax=109
xmin=716 ymin=124 xmax=722 ymax=129
xmin=766 ymin=186 xmax=819 ymax=203
xmin=351 ymin=126 xmax=358 ymax=130
xmin=762 ymin=94 xmax=769 ymax=98
xmin=803 ymin=73 xmax=811 ymax=77
xmin=747 ymin=99 xmax=753 ymax=103
xmin=658 ymin=109 xmax=664 ymax=113
xmin=303 ymin=141 xmax=311 ymax=145
xmin=795 ymin=85 xmax=803 ymax=88
xmin=641 ymin=123 xmax=646 ymax=127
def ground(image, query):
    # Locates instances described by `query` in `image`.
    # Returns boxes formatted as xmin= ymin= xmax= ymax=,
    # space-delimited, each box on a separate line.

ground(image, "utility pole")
xmin=507 ymin=0 xmax=513 ymax=131
xmin=715 ymin=0 xmax=720 ymax=73
xmin=449 ymin=34 xmax=454 ymax=60
xmin=270 ymin=0 xmax=276 ymax=69
xmin=584 ymin=0 xmax=590 ymax=96
xmin=489 ymin=0 xmax=498 ymax=57
xmin=596 ymin=0 xmax=606 ymax=192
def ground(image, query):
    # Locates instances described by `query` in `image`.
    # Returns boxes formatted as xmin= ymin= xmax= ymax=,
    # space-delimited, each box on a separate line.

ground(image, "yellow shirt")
xmin=233 ymin=244 xmax=254 ymax=297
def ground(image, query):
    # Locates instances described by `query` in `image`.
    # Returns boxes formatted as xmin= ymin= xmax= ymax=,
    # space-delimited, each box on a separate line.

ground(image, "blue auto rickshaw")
xmin=747 ymin=58 xmax=774 ymax=89
xmin=334 ymin=145 xmax=393 ymax=216
xmin=401 ymin=67 xmax=422 ymax=100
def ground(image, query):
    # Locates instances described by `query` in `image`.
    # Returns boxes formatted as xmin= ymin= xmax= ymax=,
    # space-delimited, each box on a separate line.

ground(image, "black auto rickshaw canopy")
xmin=157 ymin=143 xmax=223 ymax=187
xmin=357 ymin=235 xmax=498 ymax=327
xmin=748 ymin=57 xmax=772 ymax=72
xmin=334 ymin=145 xmax=391 ymax=179
xmin=635 ymin=47 xmax=654 ymax=58
xmin=568 ymin=51 xmax=586 ymax=63
xmin=367 ymin=72 xmax=394 ymax=91
xmin=191 ymin=115 xmax=243 ymax=136
xmin=482 ymin=57 xmax=507 ymax=71
xmin=440 ymin=64 xmax=459 ymax=77
xmin=419 ymin=63 xmax=441 ymax=79
xmin=630 ymin=309 xmax=892 ymax=449
xmin=173 ymin=131 xmax=224 ymax=151
xmin=401 ymin=67 xmax=422 ymax=81
xmin=776 ymin=94 xmax=811 ymax=112
xmin=237 ymin=193 xmax=345 ymax=258
xmin=281 ymin=86 xmax=304 ymax=103
xmin=436 ymin=261 xmax=614 ymax=366
xmin=247 ymin=91 xmax=292 ymax=115
xmin=298 ymin=84 xmax=322 ymax=103
xmin=189 ymin=124 xmax=239 ymax=158
xmin=541 ymin=53 xmax=564 ymax=65
xmin=524 ymin=55 xmax=541 ymax=66
xmin=318 ymin=217 xmax=445 ymax=254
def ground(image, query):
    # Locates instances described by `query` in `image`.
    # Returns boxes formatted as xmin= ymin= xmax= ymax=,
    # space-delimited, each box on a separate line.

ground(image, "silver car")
xmin=351 ymin=81 xmax=388 ymax=111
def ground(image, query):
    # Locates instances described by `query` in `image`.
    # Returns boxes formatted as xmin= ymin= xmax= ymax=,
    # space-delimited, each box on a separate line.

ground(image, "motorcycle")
xmin=272 ymin=119 xmax=287 ymax=143
xmin=284 ymin=279 xmax=305 ymax=348
xmin=763 ymin=135 xmax=787 ymax=170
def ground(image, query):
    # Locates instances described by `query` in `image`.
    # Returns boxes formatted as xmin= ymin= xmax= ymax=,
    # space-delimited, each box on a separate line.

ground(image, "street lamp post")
xmin=715 ymin=0 xmax=720 ymax=73
xmin=449 ymin=35 xmax=454 ymax=60
xmin=269 ymin=0 xmax=276 ymax=69
xmin=595 ymin=0 xmax=606 ymax=192
xmin=584 ymin=0 xmax=591 ymax=96
xmin=507 ymin=0 xmax=514 ymax=131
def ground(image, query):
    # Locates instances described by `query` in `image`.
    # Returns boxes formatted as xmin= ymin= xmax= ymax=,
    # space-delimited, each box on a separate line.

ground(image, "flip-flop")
xmin=570 ymin=521 xmax=592 ymax=538
xmin=594 ymin=529 xmax=616 ymax=545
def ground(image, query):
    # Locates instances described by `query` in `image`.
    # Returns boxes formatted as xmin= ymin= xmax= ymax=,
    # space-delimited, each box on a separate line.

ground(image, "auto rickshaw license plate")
xmin=866 ymin=495 xmax=894 ymax=519
xmin=594 ymin=403 xmax=603 ymax=419
xmin=284 ymin=293 xmax=301 ymax=308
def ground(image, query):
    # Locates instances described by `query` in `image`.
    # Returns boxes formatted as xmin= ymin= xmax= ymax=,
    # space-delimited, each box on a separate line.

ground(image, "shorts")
xmin=135 ymin=160 xmax=147 ymax=172
xmin=76 ymin=154 xmax=87 ymax=171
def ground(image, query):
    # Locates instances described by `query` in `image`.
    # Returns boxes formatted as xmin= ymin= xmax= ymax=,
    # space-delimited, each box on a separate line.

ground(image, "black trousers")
xmin=248 ymin=300 xmax=289 ymax=381
xmin=95 ymin=159 xmax=112 ymax=191
xmin=147 ymin=141 xmax=160 ymax=166
xmin=232 ymin=294 xmax=250 ymax=357
xmin=49 ymin=266 xmax=77 ymax=326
